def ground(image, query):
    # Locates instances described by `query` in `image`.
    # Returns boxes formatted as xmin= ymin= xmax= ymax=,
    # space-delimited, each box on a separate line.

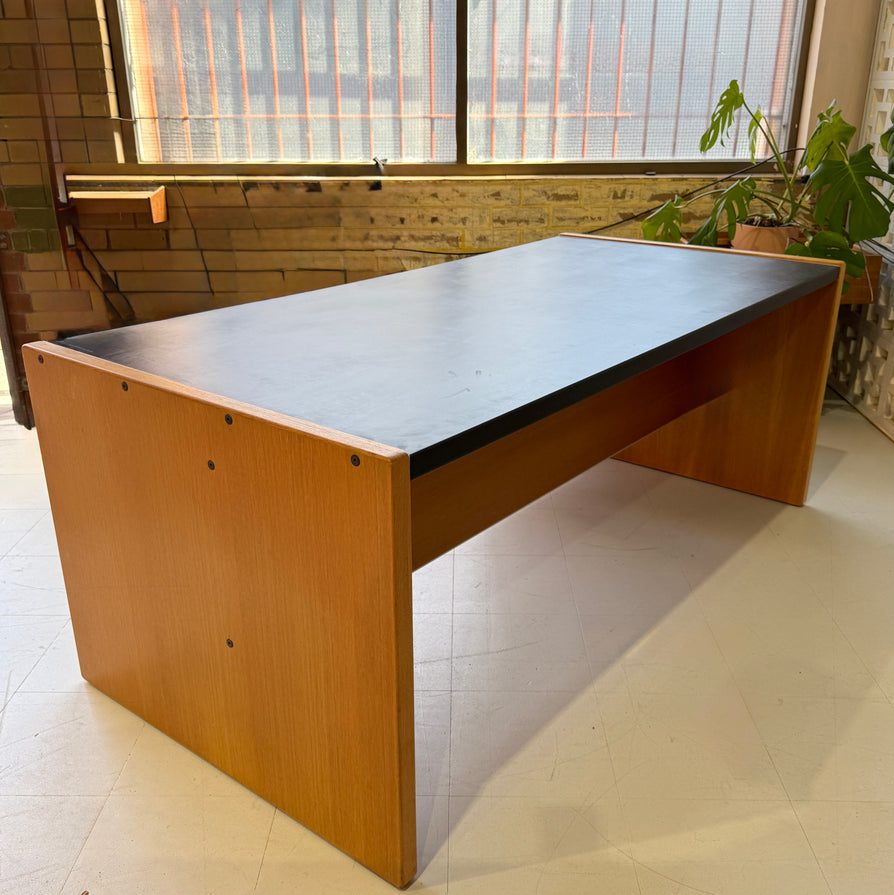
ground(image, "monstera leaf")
xmin=642 ymin=198 xmax=685 ymax=243
xmin=802 ymin=106 xmax=856 ymax=171
xmin=810 ymin=144 xmax=894 ymax=242
xmin=688 ymin=178 xmax=757 ymax=245
xmin=700 ymin=80 xmax=745 ymax=153
xmin=786 ymin=230 xmax=866 ymax=281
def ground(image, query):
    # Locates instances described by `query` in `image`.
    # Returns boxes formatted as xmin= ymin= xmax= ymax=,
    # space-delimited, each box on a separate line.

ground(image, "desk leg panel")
xmin=23 ymin=343 xmax=416 ymax=887
xmin=616 ymin=282 xmax=841 ymax=505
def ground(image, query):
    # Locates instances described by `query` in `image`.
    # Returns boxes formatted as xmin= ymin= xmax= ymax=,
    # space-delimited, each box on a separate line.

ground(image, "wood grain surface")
xmin=23 ymin=342 xmax=417 ymax=887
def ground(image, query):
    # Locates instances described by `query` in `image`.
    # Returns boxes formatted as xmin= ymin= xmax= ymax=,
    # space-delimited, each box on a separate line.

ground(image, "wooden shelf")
xmin=68 ymin=186 xmax=167 ymax=223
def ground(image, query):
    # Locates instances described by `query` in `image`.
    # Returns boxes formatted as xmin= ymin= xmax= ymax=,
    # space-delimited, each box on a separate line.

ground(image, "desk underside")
xmin=23 ymin=242 xmax=842 ymax=887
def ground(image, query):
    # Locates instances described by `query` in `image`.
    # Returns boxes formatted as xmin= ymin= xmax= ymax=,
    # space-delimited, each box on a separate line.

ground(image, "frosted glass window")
xmin=117 ymin=0 xmax=807 ymax=164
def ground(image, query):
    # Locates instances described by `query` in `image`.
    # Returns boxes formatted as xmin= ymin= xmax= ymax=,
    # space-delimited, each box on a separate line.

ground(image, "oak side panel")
xmin=615 ymin=280 xmax=842 ymax=505
xmin=23 ymin=343 xmax=416 ymax=887
xmin=411 ymin=347 xmax=729 ymax=569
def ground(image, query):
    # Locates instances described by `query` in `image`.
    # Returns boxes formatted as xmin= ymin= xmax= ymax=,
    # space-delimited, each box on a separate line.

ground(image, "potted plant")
xmin=642 ymin=79 xmax=894 ymax=294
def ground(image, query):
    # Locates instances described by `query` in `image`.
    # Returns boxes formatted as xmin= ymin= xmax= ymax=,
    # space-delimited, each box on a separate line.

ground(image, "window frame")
xmin=100 ymin=0 xmax=818 ymax=177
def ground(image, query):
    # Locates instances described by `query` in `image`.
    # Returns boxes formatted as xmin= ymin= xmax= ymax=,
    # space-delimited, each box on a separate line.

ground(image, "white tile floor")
xmin=2 ymin=375 xmax=894 ymax=894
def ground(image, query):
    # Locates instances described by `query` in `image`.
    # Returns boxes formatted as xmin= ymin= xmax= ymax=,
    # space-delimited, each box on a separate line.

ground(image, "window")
xmin=116 ymin=0 xmax=811 ymax=165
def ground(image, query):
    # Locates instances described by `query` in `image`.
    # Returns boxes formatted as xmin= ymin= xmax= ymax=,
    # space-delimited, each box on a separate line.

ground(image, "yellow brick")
xmin=241 ymin=180 xmax=337 ymax=207
xmin=2 ymin=0 xmax=28 ymax=16
xmin=341 ymin=206 xmax=490 ymax=229
xmin=178 ymin=183 xmax=247 ymax=207
xmin=521 ymin=183 xmax=582 ymax=205
xmin=0 ymin=19 xmax=39 ymax=42
xmin=37 ymin=17 xmax=71 ymax=43
xmin=116 ymin=270 xmax=210 ymax=292
xmin=76 ymin=68 xmax=108 ymax=94
xmin=60 ymin=140 xmax=90 ymax=163
xmin=0 ymin=94 xmax=42 ymax=117
xmin=1 ymin=70 xmax=39 ymax=92
xmin=107 ymin=229 xmax=168 ymax=250
xmin=346 ymin=270 xmax=382 ymax=283
xmin=127 ymin=292 xmax=215 ymax=322
xmin=492 ymin=207 xmax=549 ymax=229
xmin=550 ymin=206 xmax=610 ymax=229
xmin=8 ymin=141 xmax=43 ymax=162
xmin=52 ymin=94 xmax=82 ymax=117
xmin=73 ymin=43 xmax=104 ymax=69
xmin=21 ymin=271 xmax=61 ymax=291
xmin=80 ymin=94 xmax=110 ymax=117
xmin=55 ymin=118 xmax=85 ymax=139
xmin=73 ymin=227 xmax=107 ymax=249
xmin=248 ymin=206 xmax=341 ymax=228
xmin=167 ymin=229 xmax=198 ymax=250
xmin=49 ymin=68 xmax=80 ymax=93
xmin=343 ymin=228 xmax=461 ymax=251
xmin=0 ymin=164 xmax=47 ymax=185
xmin=69 ymin=17 xmax=102 ymax=43
xmin=281 ymin=270 xmax=345 ymax=293
xmin=42 ymin=43 xmax=74 ymax=68
xmin=33 ymin=0 xmax=68 ymax=17
xmin=0 ymin=118 xmax=43 ymax=140
xmin=187 ymin=207 xmax=255 ymax=229
xmin=29 ymin=288 xmax=93 ymax=311
xmin=26 ymin=307 xmax=107 ymax=331
xmin=66 ymin=0 xmax=101 ymax=19
xmin=209 ymin=271 xmax=287 ymax=293
xmin=25 ymin=250 xmax=66 ymax=271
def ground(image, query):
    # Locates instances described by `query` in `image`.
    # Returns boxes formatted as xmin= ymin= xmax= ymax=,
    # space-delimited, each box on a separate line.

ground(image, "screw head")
xmin=350 ymin=454 xmax=361 ymax=467
xmin=121 ymin=382 xmax=128 ymax=391
xmin=37 ymin=355 xmax=44 ymax=364
xmin=224 ymin=414 xmax=233 ymax=425
xmin=226 ymin=638 xmax=234 ymax=648
xmin=207 ymin=460 xmax=215 ymax=470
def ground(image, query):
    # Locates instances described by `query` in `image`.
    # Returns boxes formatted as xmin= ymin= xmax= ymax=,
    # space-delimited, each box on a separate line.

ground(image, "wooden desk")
xmin=23 ymin=236 xmax=843 ymax=887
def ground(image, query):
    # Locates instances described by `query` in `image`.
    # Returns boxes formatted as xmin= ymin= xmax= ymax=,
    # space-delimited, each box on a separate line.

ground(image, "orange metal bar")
xmin=299 ymin=0 xmax=313 ymax=157
xmin=550 ymin=0 xmax=563 ymax=158
xmin=670 ymin=0 xmax=691 ymax=155
xmin=366 ymin=1 xmax=375 ymax=158
xmin=611 ymin=15 xmax=626 ymax=159
xmin=127 ymin=0 xmax=162 ymax=161
xmin=169 ymin=0 xmax=192 ymax=161
xmin=234 ymin=0 xmax=254 ymax=157
xmin=732 ymin=0 xmax=757 ymax=155
xmin=490 ymin=0 xmax=498 ymax=157
xmin=330 ymin=0 xmax=344 ymax=159
xmin=429 ymin=0 xmax=436 ymax=159
xmin=521 ymin=0 xmax=531 ymax=157
xmin=396 ymin=0 xmax=405 ymax=158
xmin=202 ymin=2 xmax=222 ymax=160
xmin=640 ymin=0 xmax=659 ymax=156
xmin=581 ymin=5 xmax=594 ymax=157
xmin=267 ymin=0 xmax=284 ymax=158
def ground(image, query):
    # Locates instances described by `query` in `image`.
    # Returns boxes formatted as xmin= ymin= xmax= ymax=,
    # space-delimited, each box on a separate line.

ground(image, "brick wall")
xmin=65 ymin=175 xmax=719 ymax=323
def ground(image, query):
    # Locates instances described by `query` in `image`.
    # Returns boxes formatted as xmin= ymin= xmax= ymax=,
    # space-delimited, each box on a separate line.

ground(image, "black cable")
xmin=70 ymin=224 xmax=137 ymax=322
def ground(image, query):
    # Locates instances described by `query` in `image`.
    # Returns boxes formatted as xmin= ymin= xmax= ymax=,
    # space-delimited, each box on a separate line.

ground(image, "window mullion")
xmin=456 ymin=0 xmax=468 ymax=164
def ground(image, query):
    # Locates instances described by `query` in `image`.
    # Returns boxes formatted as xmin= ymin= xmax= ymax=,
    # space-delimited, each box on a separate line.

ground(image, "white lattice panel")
xmin=831 ymin=0 xmax=894 ymax=443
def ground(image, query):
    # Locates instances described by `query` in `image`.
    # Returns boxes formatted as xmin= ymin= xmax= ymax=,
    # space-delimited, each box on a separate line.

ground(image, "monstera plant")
xmin=643 ymin=79 xmax=894 ymax=284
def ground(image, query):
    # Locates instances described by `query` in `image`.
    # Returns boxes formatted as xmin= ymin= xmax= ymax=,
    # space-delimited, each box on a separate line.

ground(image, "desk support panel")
xmin=617 ymin=281 xmax=841 ymax=505
xmin=23 ymin=344 xmax=417 ymax=888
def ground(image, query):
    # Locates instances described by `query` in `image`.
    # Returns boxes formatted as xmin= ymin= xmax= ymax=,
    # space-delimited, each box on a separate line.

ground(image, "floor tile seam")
xmin=684 ymin=605 xmax=802 ymax=814
xmin=251 ymin=805 xmax=279 ymax=893
xmin=0 ymin=617 xmax=69 ymax=713
xmin=445 ymin=549 xmax=455 ymax=881
xmin=57 ymin=790 xmax=115 ymax=895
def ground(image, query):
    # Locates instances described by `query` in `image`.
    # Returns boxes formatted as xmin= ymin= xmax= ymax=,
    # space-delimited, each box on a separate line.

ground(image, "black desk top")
xmin=60 ymin=236 xmax=838 ymax=477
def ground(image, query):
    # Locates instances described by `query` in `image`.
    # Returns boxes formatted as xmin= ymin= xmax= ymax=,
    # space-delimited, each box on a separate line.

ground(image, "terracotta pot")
xmin=731 ymin=222 xmax=801 ymax=254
